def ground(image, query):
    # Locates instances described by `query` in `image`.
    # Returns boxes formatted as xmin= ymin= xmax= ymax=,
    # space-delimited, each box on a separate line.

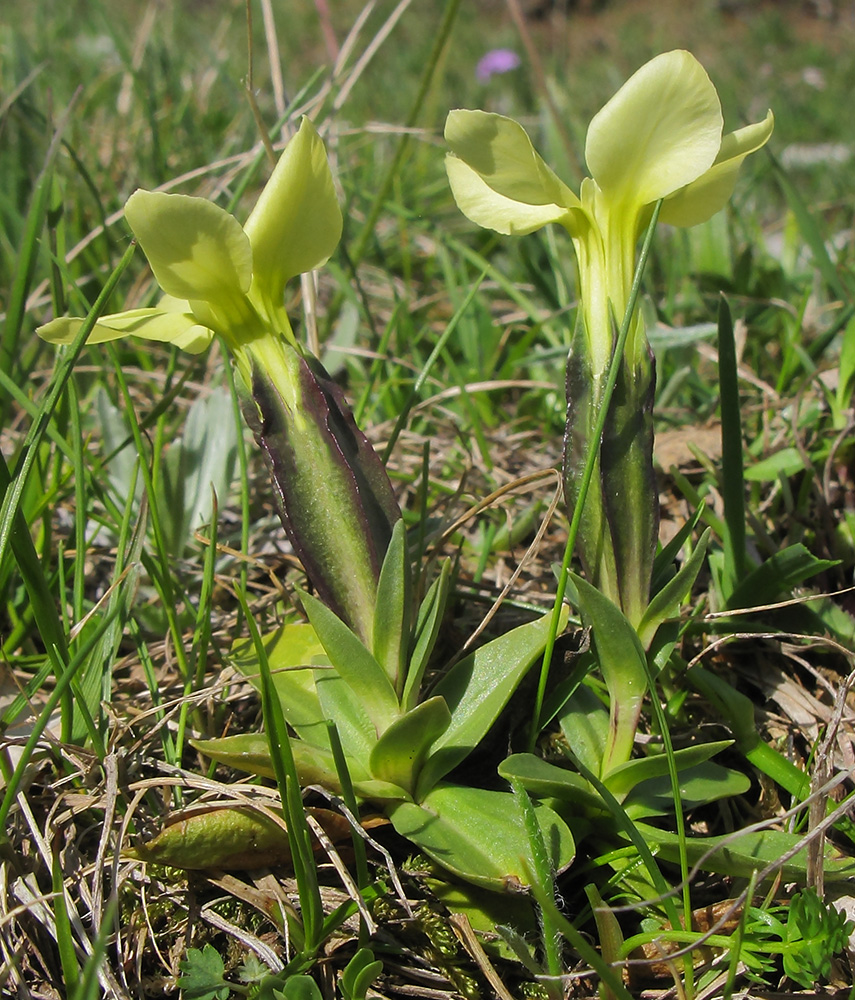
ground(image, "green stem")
xmin=528 ymin=200 xmax=662 ymax=751
xmin=717 ymin=295 xmax=747 ymax=599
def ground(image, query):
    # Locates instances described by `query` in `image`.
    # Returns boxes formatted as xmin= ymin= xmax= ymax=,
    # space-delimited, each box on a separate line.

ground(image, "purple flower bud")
xmin=476 ymin=48 xmax=521 ymax=82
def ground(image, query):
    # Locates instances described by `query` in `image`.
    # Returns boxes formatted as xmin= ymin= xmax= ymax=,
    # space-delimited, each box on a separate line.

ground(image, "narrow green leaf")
xmin=570 ymin=574 xmax=647 ymax=776
xmin=0 ymin=604 xmax=123 ymax=839
xmin=325 ymin=722 xmax=370 ymax=902
xmin=637 ymin=528 xmax=710 ymax=649
xmin=509 ymin=778 xmax=563 ymax=997
xmin=300 ymin=589 xmax=399 ymax=731
xmin=416 ymin=607 xmax=567 ymax=799
xmin=369 ymin=696 xmax=451 ymax=799
xmin=403 ymin=559 xmax=451 ymax=711
xmin=350 ymin=0 xmax=463 ymax=267
xmin=371 ymin=519 xmax=411 ymax=694
xmin=0 ymin=240 xmax=137 ymax=575
xmin=725 ymin=543 xmax=838 ymax=611
xmin=68 ymin=898 xmax=118 ymax=1000
xmin=835 ymin=314 xmax=855 ymax=424
xmin=649 ymin=500 xmax=705 ymax=595
xmin=71 ymin=478 xmax=145 ymax=744
xmin=250 ymin=605 xmax=324 ymax=954
xmin=2 ymin=97 xmax=77 ymax=393
xmin=51 ymin=847 xmax=79 ymax=996
xmin=0 ymin=452 xmax=68 ymax=668
xmin=527 ymin=883 xmax=635 ymax=1000
xmin=585 ymin=884 xmax=625 ymax=1000
xmin=717 ymin=294 xmax=746 ymax=599
xmin=771 ymin=155 xmax=852 ymax=301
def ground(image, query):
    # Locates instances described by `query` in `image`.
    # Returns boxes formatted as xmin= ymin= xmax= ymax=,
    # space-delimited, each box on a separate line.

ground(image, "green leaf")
xmin=403 ymin=560 xmax=451 ymax=711
xmin=300 ymin=590 xmax=399 ymax=731
xmin=190 ymin=733 xmax=406 ymax=801
xmin=247 ymin=352 xmax=399 ymax=647
xmin=157 ymin=387 xmax=238 ymax=554
xmin=314 ymin=669 xmax=377 ymax=763
xmin=369 ymin=696 xmax=451 ymax=799
xmin=498 ymin=753 xmax=603 ymax=814
xmin=635 ymin=822 xmax=855 ymax=882
xmin=622 ymin=761 xmax=751 ymax=819
xmin=230 ymin=623 xmax=330 ymax=748
xmin=340 ymin=948 xmax=383 ymax=1000
xmin=743 ymin=447 xmax=807 ymax=482
xmin=717 ymin=294 xmax=747 ymax=600
xmin=726 ymin=544 xmax=838 ymax=611
xmin=637 ymin=528 xmax=710 ymax=649
xmin=177 ymin=944 xmax=230 ymax=1000
xmin=130 ymin=806 xmax=293 ymax=870
xmin=416 ymin=607 xmax=568 ymax=800
xmin=191 ymin=731 xmax=340 ymax=784
xmin=835 ymin=314 xmax=855 ymax=423
xmin=603 ymin=740 xmax=735 ymax=799
xmin=570 ymin=574 xmax=647 ymax=776
xmin=783 ymin=888 xmax=853 ymax=986
xmin=556 ymin=682 xmax=609 ymax=778
xmin=371 ymin=519 xmax=411 ymax=695
xmin=771 ymin=155 xmax=852 ymax=301
xmin=388 ymin=784 xmax=575 ymax=891
xmin=649 ymin=501 xmax=706 ymax=596
xmin=278 ymin=975 xmax=324 ymax=1000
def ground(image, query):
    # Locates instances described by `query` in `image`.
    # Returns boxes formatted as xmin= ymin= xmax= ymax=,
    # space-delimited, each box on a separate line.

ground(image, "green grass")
xmin=2 ymin=1 xmax=855 ymax=997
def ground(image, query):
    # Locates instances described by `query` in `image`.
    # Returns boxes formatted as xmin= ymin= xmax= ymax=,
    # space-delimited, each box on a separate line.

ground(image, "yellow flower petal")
xmin=660 ymin=111 xmax=775 ymax=227
xmin=445 ymin=155 xmax=576 ymax=236
xmin=243 ymin=117 xmax=342 ymax=311
xmin=586 ymin=50 xmax=723 ymax=207
xmin=124 ymin=189 xmax=253 ymax=304
xmin=445 ymin=109 xmax=579 ymax=210
xmin=37 ymin=300 xmax=214 ymax=354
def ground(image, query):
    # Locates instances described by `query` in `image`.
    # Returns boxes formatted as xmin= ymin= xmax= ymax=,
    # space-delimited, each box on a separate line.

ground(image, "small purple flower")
xmin=476 ymin=48 xmax=521 ymax=83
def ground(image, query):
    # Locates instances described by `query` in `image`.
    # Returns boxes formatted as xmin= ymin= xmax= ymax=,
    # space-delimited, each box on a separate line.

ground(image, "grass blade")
xmin=717 ymin=294 xmax=747 ymax=599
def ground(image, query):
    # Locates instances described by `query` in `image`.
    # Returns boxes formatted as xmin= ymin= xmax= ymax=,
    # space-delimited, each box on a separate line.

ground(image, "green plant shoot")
xmin=38 ymin=118 xmax=400 ymax=646
xmin=445 ymin=49 xmax=773 ymax=628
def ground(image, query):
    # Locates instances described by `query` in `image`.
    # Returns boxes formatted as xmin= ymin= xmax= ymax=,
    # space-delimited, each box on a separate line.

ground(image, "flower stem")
xmin=527 ymin=200 xmax=663 ymax=752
